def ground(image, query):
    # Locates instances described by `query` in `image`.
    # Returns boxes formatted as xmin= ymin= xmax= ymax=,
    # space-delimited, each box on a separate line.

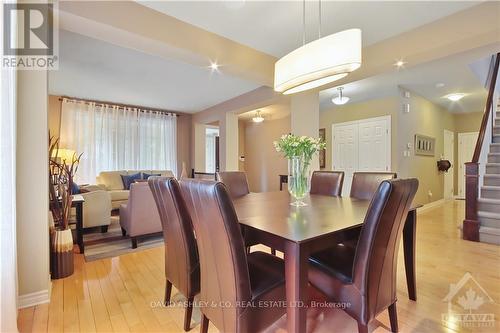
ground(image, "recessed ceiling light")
xmin=394 ymin=59 xmax=406 ymax=68
xmin=332 ymin=87 xmax=350 ymax=105
xmin=446 ymin=93 xmax=465 ymax=101
xmin=209 ymin=62 xmax=219 ymax=71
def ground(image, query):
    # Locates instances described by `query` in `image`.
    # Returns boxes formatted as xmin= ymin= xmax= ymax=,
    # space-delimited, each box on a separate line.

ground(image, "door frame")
xmin=331 ymin=115 xmax=392 ymax=172
xmin=443 ymin=129 xmax=455 ymax=200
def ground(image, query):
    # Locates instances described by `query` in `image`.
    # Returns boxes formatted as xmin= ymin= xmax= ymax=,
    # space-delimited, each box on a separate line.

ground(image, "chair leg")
xmin=388 ymin=303 xmax=398 ymax=332
xmin=131 ymin=237 xmax=138 ymax=249
xmin=245 ymin=246 xmax=251 ymax=254
xmin=101 ymin=225 xmax=109 ymax=233
xmin=357 ymin=322 xmax=369 ymax=333
xmin=121 ymin=227 xmax=126 ymax=236
xmin=271 ymin=248 xmax=276 ymax=255
xmin=184 ymin=296 xmax=194 ymax=331
xmin=164 ymin=280 xmax=172 ymax=306
xmin=200 ymin=314 xmax=209 ymax=333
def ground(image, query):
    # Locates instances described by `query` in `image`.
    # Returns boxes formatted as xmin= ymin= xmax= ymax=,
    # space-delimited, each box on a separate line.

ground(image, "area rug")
xmin=83 ymin=216 xmax=163 ymax=262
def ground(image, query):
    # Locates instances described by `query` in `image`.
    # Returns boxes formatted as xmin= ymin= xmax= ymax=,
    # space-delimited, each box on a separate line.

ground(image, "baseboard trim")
xmin=17 ymin=289 xmax=50 ymax=309
xmin=417 ymin=198 xmax=446 ymax=214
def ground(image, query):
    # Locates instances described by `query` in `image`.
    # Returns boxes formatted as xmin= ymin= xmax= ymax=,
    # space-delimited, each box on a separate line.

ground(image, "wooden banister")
xmin=463 ymin=53 xmax=500 ymax=241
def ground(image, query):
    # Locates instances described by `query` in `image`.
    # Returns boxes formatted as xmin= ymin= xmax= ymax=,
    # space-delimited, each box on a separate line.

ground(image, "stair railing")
xmin=463 ymin=53 xmax=500 ymax=241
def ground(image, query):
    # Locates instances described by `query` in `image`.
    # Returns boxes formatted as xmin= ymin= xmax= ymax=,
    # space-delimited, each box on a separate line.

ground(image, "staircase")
xmin=478 ymin=100 xmax=500 ymax=244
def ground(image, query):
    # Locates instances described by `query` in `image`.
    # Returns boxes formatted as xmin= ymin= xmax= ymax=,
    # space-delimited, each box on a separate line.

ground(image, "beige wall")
xmin=48 ymin=95 xmax=191 ymax=178
xmin=17 ymin=70 xmax=50 ymax=301
xmin=244 ymin=116 xmax=290 ymax=192
xmin=320 ymin=97 xmax=400 ymax=171
xmin=397 ymin=89 xmax=455 ymax=205
xmin=319 ymin=93 xmax=483 ymax=205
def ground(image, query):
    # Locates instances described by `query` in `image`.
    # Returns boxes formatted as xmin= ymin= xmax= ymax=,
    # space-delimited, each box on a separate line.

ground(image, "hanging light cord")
xmin=302 ymin=0 xmax=306 ymax=45
xmin=318 ymin=0 xmax=322 ymax=38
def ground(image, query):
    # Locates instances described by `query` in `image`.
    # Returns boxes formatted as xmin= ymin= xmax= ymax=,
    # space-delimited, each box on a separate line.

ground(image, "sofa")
xmin=119 ymin=182 xmax=162 ymax=248
xmin=96 ymin=170 xmax=174 ymax=209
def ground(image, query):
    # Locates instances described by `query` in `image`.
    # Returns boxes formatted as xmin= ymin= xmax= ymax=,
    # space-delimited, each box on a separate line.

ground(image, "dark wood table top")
xmin=233 ymin=191 xmax=418 ymax=244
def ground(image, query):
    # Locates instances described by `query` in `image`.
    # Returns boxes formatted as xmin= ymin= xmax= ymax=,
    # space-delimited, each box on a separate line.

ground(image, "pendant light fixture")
xmin=274 ymin=0 xmax=362 ymax=95
xmin=252 ymin=110 xmax=264 ymax=123
xmin=332 ymin=87 xmax=350 ymax=105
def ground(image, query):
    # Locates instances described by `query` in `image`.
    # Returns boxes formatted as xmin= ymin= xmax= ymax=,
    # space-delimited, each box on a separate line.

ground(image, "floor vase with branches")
xmin=49 ymin=136 xmax=82 ymax=279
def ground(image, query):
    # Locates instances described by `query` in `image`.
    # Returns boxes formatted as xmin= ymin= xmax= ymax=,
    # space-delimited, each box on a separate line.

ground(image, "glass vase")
xmin=288 ymin=156 xmax=311 ymax=207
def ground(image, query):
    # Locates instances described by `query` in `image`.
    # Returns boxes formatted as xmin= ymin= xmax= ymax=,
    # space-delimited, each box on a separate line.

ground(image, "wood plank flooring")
xmin=18 ymin=200 xmax=500 ymax=332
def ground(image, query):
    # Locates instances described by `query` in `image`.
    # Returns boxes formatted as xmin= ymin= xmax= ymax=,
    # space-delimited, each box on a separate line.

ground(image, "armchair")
xmin=79 ymin=185 xmax=111 ymax=231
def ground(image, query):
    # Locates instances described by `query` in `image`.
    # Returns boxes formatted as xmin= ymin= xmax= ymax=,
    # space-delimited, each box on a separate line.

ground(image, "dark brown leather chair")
xmin=148 ymin=177 xmax=200 ymax=332
xmin=310 ymin=171 xmax=345 ymax=196
xmin=308 ymin=178 xmax=418 ymax=333
xmin=180 ymin=179 xmax=287 ymax=333
xmin=216 ymin=171 xmax=250 ymax=198
xmin=350 ymin=172 xmax=397 ymax=200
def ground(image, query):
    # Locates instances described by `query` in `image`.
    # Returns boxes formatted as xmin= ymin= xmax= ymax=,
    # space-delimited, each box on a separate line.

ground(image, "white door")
xmin=443 ymin=130 xmax=455 ymax=199
xmin=358 ymin=118 xmax=390 ymax=172
xmin=332 ymin=116 xmax=391 ymax=195
xmin=332 ymin=123 xmax=358 ymax=194
xmin=458 ymin=132 xmax=479 ymax=198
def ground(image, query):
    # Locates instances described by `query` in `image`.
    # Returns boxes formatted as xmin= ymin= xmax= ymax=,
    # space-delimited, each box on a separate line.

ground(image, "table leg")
xmin=76 ymin=202 xmax=84 ymax=254
xmin=284 ymin=241 xmax=308 ymax=333
xmin=403 ymin=209 xmax=417 ymax=301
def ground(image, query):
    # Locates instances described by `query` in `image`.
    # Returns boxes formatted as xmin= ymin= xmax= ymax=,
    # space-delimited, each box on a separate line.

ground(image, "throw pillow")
xmin=142 ymin=172 xmax=161 ymax=180
xmin=121 ymin=172 xmax=142 ymax=190
xmin=70 ymin=182 xmax=81 ymax=195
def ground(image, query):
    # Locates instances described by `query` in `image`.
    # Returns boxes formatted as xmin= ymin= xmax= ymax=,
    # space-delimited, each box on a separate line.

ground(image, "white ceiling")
xmin=140 ymin=1 xmax=480 ymax=57
xmin=319 ymin=46 xmax=498 ymax=113
xmin=49 ymin=30 xmax=259 ymax=113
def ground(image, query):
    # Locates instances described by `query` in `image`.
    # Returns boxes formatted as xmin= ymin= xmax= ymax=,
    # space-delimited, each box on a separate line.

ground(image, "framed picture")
xmin=415 ymin=134 xmax=435 ymax=156
xmin=319 ymin=128 xmax=326 ymax=168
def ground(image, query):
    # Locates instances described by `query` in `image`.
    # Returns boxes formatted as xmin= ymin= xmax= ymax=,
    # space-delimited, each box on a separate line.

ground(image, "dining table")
xmin=233 ymin=191 xmax=419 ymax=333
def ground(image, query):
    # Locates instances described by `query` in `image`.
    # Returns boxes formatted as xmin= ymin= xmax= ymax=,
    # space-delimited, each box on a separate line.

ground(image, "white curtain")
xmin=0 ymin=33 xmax=19 ymax=333
xmin=60 ymin=99 xmax=177 ymax=183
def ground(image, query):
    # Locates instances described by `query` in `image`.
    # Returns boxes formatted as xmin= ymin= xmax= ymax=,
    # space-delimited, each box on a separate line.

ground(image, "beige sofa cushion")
xmin=109 ymin=190 xmax=129 ymax=202
xmin=98 ymin=170 xmax=127 ymax=190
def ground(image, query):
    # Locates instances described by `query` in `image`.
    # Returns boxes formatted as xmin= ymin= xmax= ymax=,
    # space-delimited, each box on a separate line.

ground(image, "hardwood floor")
xmin=19 ymin=200 xmax=500 ymax=333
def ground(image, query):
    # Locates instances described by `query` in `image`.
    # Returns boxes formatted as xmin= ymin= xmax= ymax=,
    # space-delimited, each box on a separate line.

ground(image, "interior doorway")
xmin=443 ymin=129 xmax=455 ymax=199
xmin=458 ymin=131 xmax=479 ymax=198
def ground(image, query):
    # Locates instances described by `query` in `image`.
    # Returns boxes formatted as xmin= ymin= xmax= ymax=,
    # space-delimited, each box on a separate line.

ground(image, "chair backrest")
xmin=350 ymin=172 xmax=397 ymax=200
xmin=310 ymin=171 xmax=345 ymax=196
xmin=127 ymin=182 xmax=161 ymax=231
xmin=180 ymin=179 xmax=251 ymax=331
xmin=148 ymin=177 xmax=199 ymax=297
xmin=216 ymin=171 xmax=250 ymax=198
xmin=352 ymin=178 xmax=418 ymax=322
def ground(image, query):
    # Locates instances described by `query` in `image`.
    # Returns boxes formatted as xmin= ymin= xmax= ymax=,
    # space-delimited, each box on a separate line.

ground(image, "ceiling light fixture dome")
xmin=252 ymin=110 xmax=264 ymax=123
xmin=446 ymin=93 xmax=465 ymax=101
xmin=332 ymin=87 xmax=350 ymax=105
xmin=274 ymin=0 xmax=362 ymax=95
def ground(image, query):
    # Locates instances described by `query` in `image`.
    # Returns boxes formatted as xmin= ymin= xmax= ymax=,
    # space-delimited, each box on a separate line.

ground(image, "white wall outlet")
xmin=428 ymin=190 xmax=433 ymax=197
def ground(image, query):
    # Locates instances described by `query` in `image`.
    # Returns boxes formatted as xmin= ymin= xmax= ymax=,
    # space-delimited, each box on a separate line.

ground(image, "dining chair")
xmin=216 ymin=171 xmax=250 ymax=198
xmin=180 ymin=179 xmax=287 ymax=333
xmin=148 ymin=177 xmax=200 ymax=332
xmin=310 ymin=171 xmax=345 ymax=196
xmin=308 ymin=178 xmax=418 ymax=333
xmin=350 ymin=172 xmax=397 ymax=200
